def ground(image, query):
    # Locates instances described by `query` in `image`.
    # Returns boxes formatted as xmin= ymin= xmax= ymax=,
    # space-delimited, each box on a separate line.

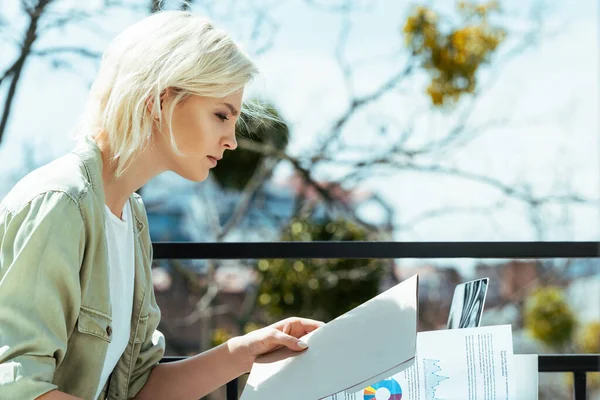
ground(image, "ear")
xmin=146 ymin=88 xmax=173 ymax=120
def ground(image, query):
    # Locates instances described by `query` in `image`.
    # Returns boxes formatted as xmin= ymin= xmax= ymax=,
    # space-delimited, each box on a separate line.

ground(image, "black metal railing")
xmin=155 ymin=241 xmax=600 ymax=400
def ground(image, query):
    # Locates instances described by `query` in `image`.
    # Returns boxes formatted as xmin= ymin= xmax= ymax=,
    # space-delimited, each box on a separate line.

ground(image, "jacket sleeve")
xmin=0 ymin=191 xmax=84 ymax=399
xmin=127 ymin=288 xmax=166 ymax=398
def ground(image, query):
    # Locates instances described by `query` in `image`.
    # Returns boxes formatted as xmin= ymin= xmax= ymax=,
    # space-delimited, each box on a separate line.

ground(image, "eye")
xmin=215 ymin=113 xmax=229 ymax=122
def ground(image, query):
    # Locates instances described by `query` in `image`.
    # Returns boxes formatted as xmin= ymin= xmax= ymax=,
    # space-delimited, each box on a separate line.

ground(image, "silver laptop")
xmin=447 ymin=277 xmax=489 ymax=329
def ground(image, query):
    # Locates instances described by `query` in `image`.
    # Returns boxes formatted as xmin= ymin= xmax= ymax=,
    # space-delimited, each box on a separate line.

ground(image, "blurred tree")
xmin=255 ymin=217 xmax=389 ymax=322
xmin=523 ymin=285 xmax=600 ymax=398
xmin=149 ymin=0 xmax=194 ymax=13
xmin=577 ymin=321 xmax=600 ymax=353
xmin=211 ymin=101 xmax=289 ymax=191
xmin=0 ymin=0 xmax=109 ymax=145
xmin=211 ymin=327 xmax=232 ymax=347
xmin=524 ymin=286 xmax=577 ymax=349
xmin=404 ymin=1 xmax=505 ymax=105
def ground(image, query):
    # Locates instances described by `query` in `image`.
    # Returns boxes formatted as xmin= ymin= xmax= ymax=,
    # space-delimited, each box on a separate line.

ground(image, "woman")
xmin=0 ymin=10 xmax=323 ymax=400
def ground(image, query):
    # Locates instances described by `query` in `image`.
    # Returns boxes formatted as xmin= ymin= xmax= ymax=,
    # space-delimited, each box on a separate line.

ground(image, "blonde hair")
xmin=78 ymin=11 xmax=259 ymax=177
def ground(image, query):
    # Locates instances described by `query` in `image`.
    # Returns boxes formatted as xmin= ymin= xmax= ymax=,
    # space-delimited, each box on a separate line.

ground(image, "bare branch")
xmin=197 ymin=181 xmax=223 ymax=237
xmin=238 ymin=138 xmax=348 ymax=211
xmin=401 ymin=163 xmax=594 ymax=205
xmin=0 ymin=61 xmax=19 ymax=87
xmin=149 ymin=0 xmax=194 ymax=13
xmin=0 ymin=0 xmax=53 ymax=144
xmin=396 ymin=202 xmax=509 ymax=239
xmin=175 ymin=283 xmax=220 ymax=327
xmin=237 ymin=137 xmax=379 ymax=231
xmin=217 ymin=157 xmax=276 ymax=241
xmin=334 ymin=12 xmax=353 ymax=95
xmin=40 ymin=8 xmax=93 ymax=31
xmin=31 ymin=46 xmax=102 ymax=58
xmin=150 ymin=0 xmax=161 ymax=13
xmin=180 ymin=0 xmax=194 ymax=11
xmin=321 ymin=0 xmax=554 ymax=193
xmin=303 ymin=0 xmax=372 ymax=13
xmin=333 ymin=11 xmax=559 ymax=191
xmin=400 ymin=202 xmax=506 ymax=228
xmin=312 ymin=61 xmax=414 ymax=159
xmin=248 ymin=9 xmax=279 ymax=56
xmin=407 ymin=27 xmax=546 ymax=156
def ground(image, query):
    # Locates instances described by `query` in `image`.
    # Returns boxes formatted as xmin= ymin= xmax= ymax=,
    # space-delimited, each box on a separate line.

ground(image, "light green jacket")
xmin=0 ymin=136 xmax=165 ymax=399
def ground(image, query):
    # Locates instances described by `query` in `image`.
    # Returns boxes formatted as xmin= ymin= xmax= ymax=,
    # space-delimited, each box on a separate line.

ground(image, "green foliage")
xmin=211 ymin=327 xmax=232 ymax=347
xmin=524 ymin=286 xmax=577 ymax=349
xmin=211 ymin=101 xmax=289 ymax=190
xmin=256 ymin=217 xmax=388 ymax=323
xmin=577 ymin=321 xmax=600 ymax=353
xmin=403 ymin=1 xmax=505 ymax=105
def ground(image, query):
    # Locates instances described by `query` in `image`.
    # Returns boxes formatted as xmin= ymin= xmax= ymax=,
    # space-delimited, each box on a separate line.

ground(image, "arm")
xmin=37 ymin=390 xmax=82 ymax=400
xmin=135 ymin=341 xmax=248 ymax=400
xmin=0 ymin=193 xmax=84 ymax=399
xmin=134 ymin=317 xmax=324 ymax=400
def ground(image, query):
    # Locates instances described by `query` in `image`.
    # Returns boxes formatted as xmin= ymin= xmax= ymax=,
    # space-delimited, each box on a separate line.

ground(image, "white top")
xmin=95 ymin=200 xmax=135 ymax=399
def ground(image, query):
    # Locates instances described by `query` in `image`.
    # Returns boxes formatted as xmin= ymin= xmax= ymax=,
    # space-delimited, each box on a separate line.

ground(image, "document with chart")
xmin=240 ymin=275 xmax=419 ymax=400
xmin=327 ymin=324 xmax=516 ymax=400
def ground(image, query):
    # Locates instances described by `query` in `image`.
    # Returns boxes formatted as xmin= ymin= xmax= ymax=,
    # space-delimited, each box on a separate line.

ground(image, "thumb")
xmin=272 ymin=331 xmax=309 ymax=352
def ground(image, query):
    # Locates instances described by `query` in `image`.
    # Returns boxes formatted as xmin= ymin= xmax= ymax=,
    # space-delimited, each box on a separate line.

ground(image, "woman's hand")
xmin=227 ymin=317 xmax=325 ymax=373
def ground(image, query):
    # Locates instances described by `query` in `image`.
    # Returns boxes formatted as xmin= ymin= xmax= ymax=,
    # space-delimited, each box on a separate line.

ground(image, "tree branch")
xmin=31 ymin=46 xmax=102 ymax=58
xmin=334 ymin=11 xmax=353 ymax=95
xmin=0 ymin=0 xmax=53 ymax=144
xmin=401 ymin=163 xmax=593 ymax=205
xmin=237 ymin=137 xmax=379 ymax=231
xmin=248 ymin=9 xmax=278 ymax=56
xmin=312 ymin=61 xmax=414 ymax=159
xmin=303 ymin=0 xmax=371 ymax=13
xmin=149 ymin=0 xmax=194 ymax=13
xmin=0 ymin=62 xmax=19 ymax=87
xmin=217 ymin=157 xmax=276 ymax=241
xmin=238 ymin=138 xmax=349 ymax=211
xmin=150 ymin=0 xmax=161 ymax=13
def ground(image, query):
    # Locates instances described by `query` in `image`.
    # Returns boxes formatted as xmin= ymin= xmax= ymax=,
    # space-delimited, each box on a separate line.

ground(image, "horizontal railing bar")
xmin=153 ymin=241 xmax=600 ymax=260
xmin=537 ymin=354 xmax=600 ymax=373
xmin=161 ymin=354 xmax=600 ymax=372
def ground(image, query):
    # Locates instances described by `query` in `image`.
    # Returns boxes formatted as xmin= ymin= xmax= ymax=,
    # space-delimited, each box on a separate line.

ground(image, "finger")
xmin=275 ymin=317 xmax=326 ymax=337
xmin=282 ymin=321 xmax=291 ymax=335
xmin=273 ymin=317 xmax=325 ymax=331
xmin=272 ymin=330 xmax=309 ymax=351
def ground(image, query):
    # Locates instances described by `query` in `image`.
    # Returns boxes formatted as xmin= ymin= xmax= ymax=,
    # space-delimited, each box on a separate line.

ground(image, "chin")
xmin=176 ymin=167 xmax=210 ymax=183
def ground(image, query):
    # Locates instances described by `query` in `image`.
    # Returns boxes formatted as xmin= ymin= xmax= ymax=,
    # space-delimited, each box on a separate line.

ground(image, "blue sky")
xmin=0 ymin=0 xmax=598 ymax=248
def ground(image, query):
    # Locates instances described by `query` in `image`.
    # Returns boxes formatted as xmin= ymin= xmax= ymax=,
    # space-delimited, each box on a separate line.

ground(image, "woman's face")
xmin=154 ymin=89 xmax=242 ymax=182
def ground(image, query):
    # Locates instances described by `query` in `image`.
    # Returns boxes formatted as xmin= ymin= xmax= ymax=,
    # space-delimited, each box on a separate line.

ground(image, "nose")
xmin=222 ymin=128 xmax=238 ymax=151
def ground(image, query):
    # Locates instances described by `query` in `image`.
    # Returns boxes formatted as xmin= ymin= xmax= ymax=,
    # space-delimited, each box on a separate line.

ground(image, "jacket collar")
xmin=71 ymin=136 xmax=146 ymax=235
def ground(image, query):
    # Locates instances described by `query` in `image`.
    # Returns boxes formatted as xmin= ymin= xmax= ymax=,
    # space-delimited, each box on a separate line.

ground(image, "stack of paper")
xmin=240 ymin=274 xmax=526 ymax=400
xmin=329 ymin=325 xmax=516 ymax=400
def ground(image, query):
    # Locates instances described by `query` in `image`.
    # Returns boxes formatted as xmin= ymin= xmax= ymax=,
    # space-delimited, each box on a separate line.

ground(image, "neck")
xmin=95 ymin=136 xmax=166 ymax=218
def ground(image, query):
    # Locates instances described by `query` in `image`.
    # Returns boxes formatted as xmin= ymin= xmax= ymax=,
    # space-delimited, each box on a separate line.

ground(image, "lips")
xmin=207 ymin=156 xmax=218 ymax=167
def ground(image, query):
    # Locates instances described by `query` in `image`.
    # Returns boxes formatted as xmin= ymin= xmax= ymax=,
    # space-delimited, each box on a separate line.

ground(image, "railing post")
xmin=226 ymin=378 xmax=238 ymax=400
xmin=573 ymin=372 xmax=587 ymax=400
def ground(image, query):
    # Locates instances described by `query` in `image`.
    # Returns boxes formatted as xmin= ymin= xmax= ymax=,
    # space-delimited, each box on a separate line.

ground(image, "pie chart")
xmin=363 ymin=378 xmax=402 ymax=400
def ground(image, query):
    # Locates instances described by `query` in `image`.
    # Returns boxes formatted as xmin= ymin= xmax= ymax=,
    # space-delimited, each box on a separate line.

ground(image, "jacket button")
xmin=106 ymin=325 xmax=112 ymax=336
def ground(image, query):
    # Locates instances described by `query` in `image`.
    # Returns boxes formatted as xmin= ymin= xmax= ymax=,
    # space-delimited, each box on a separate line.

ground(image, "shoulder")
xmin=1 ymin=151 xmax=92 ymax=215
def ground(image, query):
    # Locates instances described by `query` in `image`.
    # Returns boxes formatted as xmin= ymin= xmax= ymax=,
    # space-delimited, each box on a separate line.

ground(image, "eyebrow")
xmin=223 ymin=102 xmax=239 ymax=116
